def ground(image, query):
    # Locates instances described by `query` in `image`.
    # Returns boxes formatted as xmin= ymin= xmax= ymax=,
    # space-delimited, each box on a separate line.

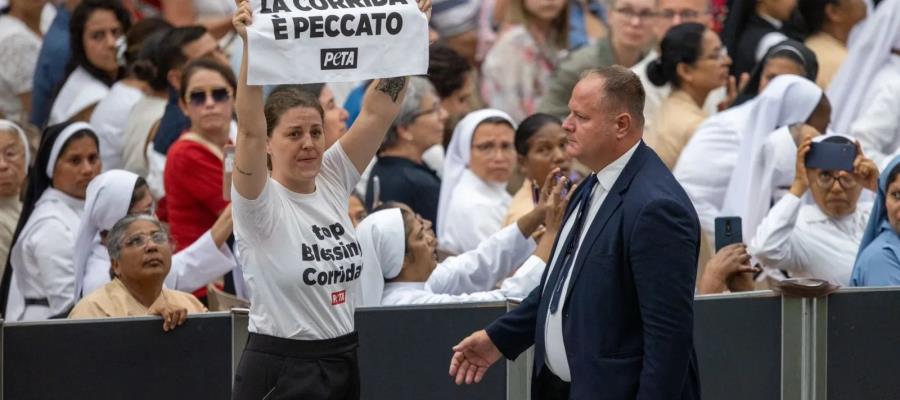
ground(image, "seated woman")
xmin=72 ymin=169 xmax=235 ymax=301
xmin=0 ymin=120 xmax=30 ymax=280
xmin=69 ymin=214 xmax=207 ymax=331
xmin=2 ymin=121 xmax=102 ymax=320
xmin=731 ymin=39 xmax=818 ymax=106
xmin=750 ymin=135 xmax=878 ymax=285
xmin=437 ymin=109 xmax=517 ymax=254
xmin=480 ymin=0 xmax=567 ymax=121
xmin=645 ymin=22 xmax=732 ymax=169
xmin=851 ymin=155 xmax=900 ymax=286
xmin=48 ymin=0 xmax=131 ymax=125
xmin=503 ymin=113 xmax=571 ymax=226
xmin=164 ymin=58 xmax=234 ymax=252
xmin=358 ymin=171 xmax=570 ymax=305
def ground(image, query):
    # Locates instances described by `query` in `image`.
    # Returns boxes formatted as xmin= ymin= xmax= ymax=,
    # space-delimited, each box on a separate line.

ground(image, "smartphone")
xmin=805 ymin=142 xmax=856 ymax=172
xmin=714 ymin=217 xmax=742 ymax=252
xmin=223 ymin=145 xmax=235 ymax=201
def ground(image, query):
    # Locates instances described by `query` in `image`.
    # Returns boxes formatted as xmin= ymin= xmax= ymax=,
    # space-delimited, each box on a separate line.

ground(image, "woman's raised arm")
xmin=232 ymin=0 xmax=269 ymax=200
xmin=339 ymin=0 xmax=432 ymax=174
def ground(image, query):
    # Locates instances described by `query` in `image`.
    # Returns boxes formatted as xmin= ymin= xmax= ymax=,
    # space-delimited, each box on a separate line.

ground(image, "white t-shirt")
xmin=232 ymin=142 xmax=362 ymax=340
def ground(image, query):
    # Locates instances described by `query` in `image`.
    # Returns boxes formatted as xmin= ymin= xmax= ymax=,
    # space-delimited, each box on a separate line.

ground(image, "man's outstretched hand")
xmin=449 ymin=330 xmax=502 ymax=385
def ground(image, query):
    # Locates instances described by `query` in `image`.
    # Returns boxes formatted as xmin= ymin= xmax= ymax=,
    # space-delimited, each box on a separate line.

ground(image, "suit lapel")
xmin=561 ymin=143 xmax=650 ymax=306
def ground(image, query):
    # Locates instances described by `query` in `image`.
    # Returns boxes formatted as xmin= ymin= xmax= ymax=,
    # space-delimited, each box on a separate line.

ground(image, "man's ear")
xmin=397 ymin=125 xmax=414 ymax=142
xmin=615 ymin=113 xmax=632 ymax=139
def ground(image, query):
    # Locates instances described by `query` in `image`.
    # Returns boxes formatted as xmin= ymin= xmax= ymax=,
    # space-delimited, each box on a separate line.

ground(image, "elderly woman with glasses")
xmin=69 ymin=214 xmax=207 ymax=331
xmin=364 ymin=77 xmax=448 ymax=229
xmin=749 ymin=134 xmax=878 ymax=286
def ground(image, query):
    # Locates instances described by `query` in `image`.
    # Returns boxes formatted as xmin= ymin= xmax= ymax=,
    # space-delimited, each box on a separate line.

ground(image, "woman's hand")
xmin=789 ymin=133 xmax=814 ymax=197
xmin=717 ymin=72 xmax=750 ymax=111
xmin=149 ymin=301 xmax=188 ymax=332
xmin=417 ymin=0 xmax=432 ymax=23
xmin=233 ymin=0 xmax=252 ymax=43
xmin=853 ymin=141 xmax=879 ymax=192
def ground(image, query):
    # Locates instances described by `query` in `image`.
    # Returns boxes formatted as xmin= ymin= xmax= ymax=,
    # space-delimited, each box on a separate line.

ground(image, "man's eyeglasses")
xmin=815 ymin=171 xmax=858 ymax=190
xmin=187 ymin=87 xmax=232 ymax=107
xmin=614 ymin=7 xmax=656 ymax=22
xmin=124 ymin=231 xmax=170 ymax=249
xmin=658 ymin=9 xmax=708 ymax=20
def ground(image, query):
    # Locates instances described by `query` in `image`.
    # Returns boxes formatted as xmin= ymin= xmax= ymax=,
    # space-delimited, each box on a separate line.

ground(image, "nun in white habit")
xmin=437 ymin=109 xmax=517 ymax=255
xmin=357 ymin=206 xmax=544 ymax=306
xmin=674 ymin=75 xmax=830 ymax=236
xmin=0 ymin=122 xmax=102 ymax=321
xmin=71 ymin=169 xmax=237 ymax=305
xmin=827 ymin=0 xmax=900 ymax=167
xmin=0 ymin=120 xmax=30 ymax=280
xmin=721 ymin=76 xmax=831 ymax=241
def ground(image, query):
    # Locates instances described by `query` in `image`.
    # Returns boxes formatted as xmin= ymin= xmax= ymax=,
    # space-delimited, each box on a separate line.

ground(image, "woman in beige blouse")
xmin=645 ymin=23 xmax=731 ymax=169
xmin=70 ymin=214 xmax=206 ymax=331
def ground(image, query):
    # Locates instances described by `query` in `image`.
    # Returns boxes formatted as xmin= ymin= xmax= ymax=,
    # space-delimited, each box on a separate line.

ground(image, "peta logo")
xmin=331 ymin=290 xmax=346 ymax=306
xmin=321 ymin=48 xmax=358 ymax=70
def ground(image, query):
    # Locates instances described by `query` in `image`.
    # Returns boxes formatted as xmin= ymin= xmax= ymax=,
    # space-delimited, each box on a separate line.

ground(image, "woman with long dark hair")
xmin=48 ymin=0 xmax=131 ymax=125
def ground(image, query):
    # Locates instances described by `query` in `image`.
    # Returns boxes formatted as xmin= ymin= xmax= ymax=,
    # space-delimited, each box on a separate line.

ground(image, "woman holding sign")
xmin=230 ymin=0 xmax=430 ymax=398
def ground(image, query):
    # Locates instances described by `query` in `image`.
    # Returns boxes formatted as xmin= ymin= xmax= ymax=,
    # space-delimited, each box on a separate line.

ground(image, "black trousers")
xmin=232 ymin=332 xmax=360 ymax=400
xmin=537 ymin=366 xmax=571 ymax=400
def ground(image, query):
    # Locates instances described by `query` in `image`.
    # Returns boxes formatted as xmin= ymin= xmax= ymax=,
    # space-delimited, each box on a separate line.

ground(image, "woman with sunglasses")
xmin=163 ymin=58 xmax=235 ymax=257
xmin=70 ymin=214 xmax=207 ymax=332
xmin=71 ymin=169 xmax=235 ymax=304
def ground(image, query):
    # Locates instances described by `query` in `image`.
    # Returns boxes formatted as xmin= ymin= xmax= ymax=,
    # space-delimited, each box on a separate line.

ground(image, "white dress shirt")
xmin=749 ymin=193 xmax=871 ymax=286
xmin=543 ymin=142 xmax=639 ymax=381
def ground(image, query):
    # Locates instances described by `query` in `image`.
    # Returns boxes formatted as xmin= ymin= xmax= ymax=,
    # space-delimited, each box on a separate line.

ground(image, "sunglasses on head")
xmin=187 ymin=87 xmax=232 ymax=107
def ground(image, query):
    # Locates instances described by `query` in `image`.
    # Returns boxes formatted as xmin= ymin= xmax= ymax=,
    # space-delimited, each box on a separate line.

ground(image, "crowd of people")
xmin=0 ymin=0 xmax=898 ymax=394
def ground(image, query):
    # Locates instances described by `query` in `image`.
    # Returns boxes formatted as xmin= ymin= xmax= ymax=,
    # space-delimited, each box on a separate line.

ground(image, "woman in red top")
xmin=163 ymin=58 xmax=234 ymax=251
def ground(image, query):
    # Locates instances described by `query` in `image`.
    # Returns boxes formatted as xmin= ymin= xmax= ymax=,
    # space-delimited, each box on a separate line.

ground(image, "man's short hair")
xmin=581 ymin=66 xmax=646 ymax=128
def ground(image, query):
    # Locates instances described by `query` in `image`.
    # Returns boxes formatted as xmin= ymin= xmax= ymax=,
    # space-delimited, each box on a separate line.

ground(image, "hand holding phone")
xmin=714 ymin=217 xmax=742 ymax=253
xmin=805 ymin=141 xmax=856 ymax=172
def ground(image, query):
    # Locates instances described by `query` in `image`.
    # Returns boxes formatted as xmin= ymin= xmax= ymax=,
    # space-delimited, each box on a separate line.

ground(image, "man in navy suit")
xmin=449 ymin=66 xmax=701 ymax=400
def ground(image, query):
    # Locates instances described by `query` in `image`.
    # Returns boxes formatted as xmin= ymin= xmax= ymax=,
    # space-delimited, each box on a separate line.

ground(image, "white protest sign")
xmin=246 ymin=0 xmax=429 ymax=85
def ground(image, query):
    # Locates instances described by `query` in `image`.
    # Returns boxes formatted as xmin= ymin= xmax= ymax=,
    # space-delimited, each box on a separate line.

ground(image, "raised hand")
xmin=853 ymin=141 xmax=879 ymax=191
xmin=233 ymin=0 xmax=252 ymax=42
xmin=789 ymin=133 xmax=815 ymax=197
xmin=449 ymin=330 xmax=502 ymax=385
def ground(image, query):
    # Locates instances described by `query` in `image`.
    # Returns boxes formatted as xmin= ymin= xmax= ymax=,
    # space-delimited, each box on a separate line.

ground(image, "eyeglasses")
xmin=700 ymin=47 xmax=729 ymax=62
xmin=187 ymin=87 xmax=232 ymax=107
xmin=614 ymin=7 xmax=656 ymax=22
xmin=472 ymin=141 xmax=515 ymax=155
xmin=658 ymin=9 xmax=708 ymax=20
xmin=123 ymin=231 xmax=170 ymax=249
xmin=815 ymin=171 xmax=858 ymax=190
xmin=0 ymin=148 xmax=23 ymax=163
xmin=410 ymin=102 xmax=443 ymax=120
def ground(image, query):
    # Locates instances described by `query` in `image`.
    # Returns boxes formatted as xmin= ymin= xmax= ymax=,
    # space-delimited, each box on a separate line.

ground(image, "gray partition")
xmin=827 ymin=287 xmax=900 ymax=399
xmin=694 ymin=292 xmax=782 ymax=400
xmin=355 ymin=302 xmax=508 ymax=400
xmin=3 ymin=312 xmax=236 ymax=400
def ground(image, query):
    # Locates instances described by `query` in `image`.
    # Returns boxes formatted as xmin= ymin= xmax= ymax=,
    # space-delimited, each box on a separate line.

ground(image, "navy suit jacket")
xmin=486 ymin=142 xmax=701 ymax=400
